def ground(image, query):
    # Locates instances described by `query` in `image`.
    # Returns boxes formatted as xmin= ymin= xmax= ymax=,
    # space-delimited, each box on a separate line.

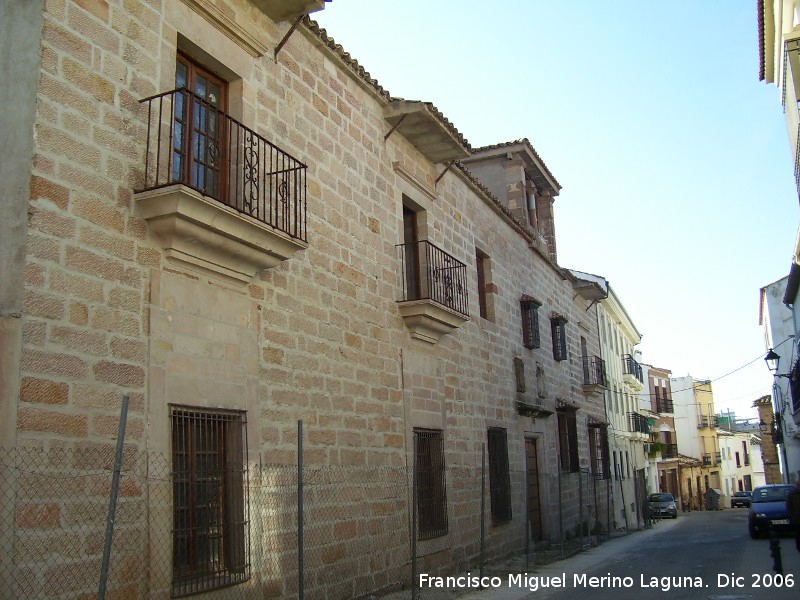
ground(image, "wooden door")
xmin=525 ymin=438 xmax=542 ymax=540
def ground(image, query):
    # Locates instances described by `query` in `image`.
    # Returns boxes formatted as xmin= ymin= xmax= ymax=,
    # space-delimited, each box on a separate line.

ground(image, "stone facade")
xmin=2 ymin=0 xmax=611 ymax=597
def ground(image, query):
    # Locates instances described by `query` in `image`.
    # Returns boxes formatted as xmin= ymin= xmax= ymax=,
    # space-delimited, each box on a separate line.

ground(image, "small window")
xmin=171 ymin=406 xmax=249 ymax=596
xmin=487 ymin=428 xmax=512 ymax=524
xmin=414 ymin=428 xmax=448 ymax=539
xmin=551 ymin=316 xmax=567 ymax=361
xmin=520 ymin=297 xmax=541 ymax=349
xmin=557 ymin=408 xmax=579 ymax=472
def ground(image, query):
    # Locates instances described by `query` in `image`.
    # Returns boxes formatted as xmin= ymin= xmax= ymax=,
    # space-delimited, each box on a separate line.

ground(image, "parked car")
xmin=731 ymin=490 xmax=752 ymax=508
xmin=748 ymin=484 xmax=794 ymax=538
xmin=648 ymin=492 xmax=678 ymax=519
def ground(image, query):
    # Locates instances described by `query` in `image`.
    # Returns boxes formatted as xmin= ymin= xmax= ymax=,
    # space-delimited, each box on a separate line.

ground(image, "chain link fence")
xmin=0 ymin=439 xmax=613 ymax=599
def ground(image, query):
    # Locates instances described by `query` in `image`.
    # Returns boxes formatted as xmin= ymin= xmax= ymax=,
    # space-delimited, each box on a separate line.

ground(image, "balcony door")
xmin=403 ymin=205 xmax=421 ymax=300
xmin=174 ymin=54 xmax=227 ymax=201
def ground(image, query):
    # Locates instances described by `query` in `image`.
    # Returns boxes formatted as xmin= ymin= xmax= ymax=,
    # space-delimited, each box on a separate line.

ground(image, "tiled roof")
xmin=304 ymin=17 xmax=392 ymax=101
xmin=304 ymin=19 xmax=470 ymax=156
xmin=389 ymin=98 xmax=471 ymax=152
xmin=471 ymin=138 xmax=561 ymax=190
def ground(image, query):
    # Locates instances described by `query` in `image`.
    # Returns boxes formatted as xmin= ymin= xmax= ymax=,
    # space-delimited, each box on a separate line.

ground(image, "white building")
xmin=717 ymin=429 xmax=759 ymax=505
xmin=759 ymin=276 xmax=800 ymax=482
xmin=758 ymin=0 xmax=800 ymax=484
xmin=593 ymin=279 xmax=646 ymax=529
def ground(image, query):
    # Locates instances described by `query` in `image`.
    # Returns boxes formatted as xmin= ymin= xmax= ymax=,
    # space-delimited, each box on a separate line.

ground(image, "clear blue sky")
xmin=314 ymin=1 xmax=799 ymax=419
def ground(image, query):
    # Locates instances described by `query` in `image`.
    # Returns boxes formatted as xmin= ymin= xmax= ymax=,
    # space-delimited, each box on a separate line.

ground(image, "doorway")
xmin=525 ymin=438 xmax=543 ymax=540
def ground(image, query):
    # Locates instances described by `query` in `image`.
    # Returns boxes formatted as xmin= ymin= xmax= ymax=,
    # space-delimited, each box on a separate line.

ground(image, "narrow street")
xmin=463 ymin=509 xmax=800 ymax=600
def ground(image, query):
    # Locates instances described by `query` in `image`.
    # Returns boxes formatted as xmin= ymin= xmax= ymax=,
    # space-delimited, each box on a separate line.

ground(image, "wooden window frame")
xmin=414 ymin=428 xmax=448 ymax=540
xmin=171 ymin=406 xmax=249 ymax=597
xmin=173 ymin=54 xmax=229 ymax=203
xmin=487 ymin=428 xmax=512 ymax=524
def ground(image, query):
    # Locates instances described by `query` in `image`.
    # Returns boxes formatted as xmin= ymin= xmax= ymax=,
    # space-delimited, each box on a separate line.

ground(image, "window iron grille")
xmin=414 ymin=428 xmax=448 ymax=540
xmin=171 ymin=406 xmax=250 ymax=597
xmin=520 ymin=297 xmax=541 ymax=349
xmin=487 ymin=428 xmax=512 ymax=523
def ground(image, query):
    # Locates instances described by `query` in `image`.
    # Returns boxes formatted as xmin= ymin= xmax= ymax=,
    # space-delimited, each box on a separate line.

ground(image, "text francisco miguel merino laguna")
xmin=419 ymin=572 xmax=739 ymax=593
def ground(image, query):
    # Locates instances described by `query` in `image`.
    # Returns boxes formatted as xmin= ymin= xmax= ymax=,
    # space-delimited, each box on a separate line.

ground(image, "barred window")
xmin=414 ymin=428 xmax=448 ymax=539
xmin=487 ymin=428 xmax=512 ymax=524
xmin=790 ymin=357 xmax=800 ymax=414
xmin=557 ymin=407 xmax=579 ymax=472
xmin=551 ymin=316 xmax=567 ymax=361
xmin=588 ymin=424 xmax=610 ymax=479
xmin=476 ymin=250 xmax=489 ymax=320
xmin=520 ymin=297 xmax=541 ymax=349
xmin=171 ymin=406 xmax=249 ymax=596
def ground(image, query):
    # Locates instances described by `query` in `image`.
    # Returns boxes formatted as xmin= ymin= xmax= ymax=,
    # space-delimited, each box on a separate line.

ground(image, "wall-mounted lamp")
xmin=765 ymin=348 xmax=781 ymax=375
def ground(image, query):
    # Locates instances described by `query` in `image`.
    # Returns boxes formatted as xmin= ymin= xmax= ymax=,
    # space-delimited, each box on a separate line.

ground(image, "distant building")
xmin=641 ymin=365 xmax=679 ymax=500
xmin=672 ymin=377 xmax=722 ymax=507
xmin=754 ymin=395 xmax=784 ymax=483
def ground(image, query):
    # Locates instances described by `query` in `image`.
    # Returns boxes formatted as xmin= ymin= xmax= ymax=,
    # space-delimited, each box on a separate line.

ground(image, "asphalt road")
xmin=458 ymin=509 xmax=800 ymax=600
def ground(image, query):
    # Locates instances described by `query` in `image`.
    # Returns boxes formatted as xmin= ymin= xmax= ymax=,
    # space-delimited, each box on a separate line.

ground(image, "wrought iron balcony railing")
xmin=627 ymin=412 xmax=650 ymax=435
xmin=582 ymin=355 xmax=607 ymax=387
xmin=702 ymin=454 xmax=711 ymax=467
xmin=138 ymin=88 xmax=307 ymax=242
xmin=622 ymin=354 xmax=643 ymax=384
xmin=397 ymin=240 xmax=469 ymax=317
xmin=662 ymin=443 xmax=678 ymax=459
xmin=654 ymin=397 xmax=673 ymax=414
xmin=697 ymin=415 xmax=718 ymax=429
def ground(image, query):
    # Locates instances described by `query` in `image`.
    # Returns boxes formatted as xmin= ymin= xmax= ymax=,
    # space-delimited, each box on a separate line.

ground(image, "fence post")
xmin=98 ymin=394 xmax=129 ymax=600
xmin=479 ymin=443 xmax=485 ymax=582
xmin=578 ymin=468 xmax=584 ymax=549
xmin=557 ymin=467 xmax=563 ymax=559
xmin=524 ymin=467 xmax=530 ymax=571
xmin=298 ymin=419 xmax=304 ymax=600
xmin=411 ymin=434 xmax=418 ymax=600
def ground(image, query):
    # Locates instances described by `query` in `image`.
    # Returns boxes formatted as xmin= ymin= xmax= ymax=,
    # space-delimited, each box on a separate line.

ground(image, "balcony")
xmin=622 ymin=354 xmax=644 ymax=391
xmin=702 ymin=454 xmax=711 ymax=467
xmin=697 ymin=416 xmax=718 ymax=430
xmin=662 ymin=443 xmax=678 ymax=459
xmin=714 ymin=452 xmax=722 ymax=465
xmin=654 ymin=396 xmax=673 ymax=414
xmin=135 ymin=88 xmax=307 ymax=282
xmin=627 ymin=412 xmax=650 ymax=437
xmin=396 ymin=240 xmax=469 ymax=343
xmin=582 ymin=355 xmax=607 ymax=394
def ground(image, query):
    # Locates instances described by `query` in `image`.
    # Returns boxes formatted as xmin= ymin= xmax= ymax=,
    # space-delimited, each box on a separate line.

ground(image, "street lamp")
xmin=765 ymin=349 xmax=781 ymax=375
